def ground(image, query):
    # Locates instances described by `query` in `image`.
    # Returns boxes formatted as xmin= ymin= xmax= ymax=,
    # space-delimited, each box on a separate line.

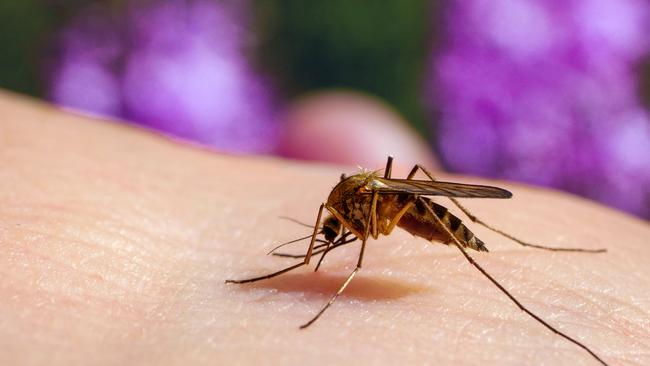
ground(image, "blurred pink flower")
xmin=429 ymin=0 xmax=650 ymax=217
xmin=49 ymin=0 xmax=278 ymax=154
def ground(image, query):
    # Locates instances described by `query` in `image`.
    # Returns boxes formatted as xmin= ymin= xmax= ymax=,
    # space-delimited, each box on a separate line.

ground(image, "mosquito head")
xmin=321 ymin=215 xmax=342 ymax=242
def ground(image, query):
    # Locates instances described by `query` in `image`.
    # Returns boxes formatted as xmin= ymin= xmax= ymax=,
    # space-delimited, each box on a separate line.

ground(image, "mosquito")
xmin=226 ymin=156 xmax=608 ymax=366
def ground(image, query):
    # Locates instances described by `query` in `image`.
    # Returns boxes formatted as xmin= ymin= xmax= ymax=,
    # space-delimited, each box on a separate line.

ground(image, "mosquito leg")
xmin=266 ymin=235 xmax=324 ymax=255
xmin=273 ymin=234 xmax=357 ymax=260
xmin=273 ymin=237 xmax=358 ymax=260
xmin=313 ymin=233 xmax=357 ymax=271
xmin=384 ymin=155 xmax=394 ymax=179
xmin=300 ymin=235 xmax=367 ymax=328
xmin=314 ymin=242 xmax=332 ymax=271
xmin=271 ymin=253 xmax=310 ymax=259
xmin=408 ymin=164 xmax=605 ymax=253
xmin=314 ymin=237 xmax=358 ymax=272
xmin=300 ymin=267 xmax=360 ymax=329
xmin=418 ymin=197 xmax=609 ymax=366
xmin=273 ymin=231 xmax=351 ymax=258
xmin=225 ymin=203 xmax=325 ymax=284
xmin=300 ymin=192 xmax=377 ymax=329
xmin=224 ymin=262 xmax=309 ymax=284
xmin=272 ymin=241 xmax=330 ymax=258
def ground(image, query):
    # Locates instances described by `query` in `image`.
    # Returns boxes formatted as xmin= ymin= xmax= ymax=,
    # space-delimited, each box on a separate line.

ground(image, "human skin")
xmin=0 ymin=90 xmax=649 ymax=366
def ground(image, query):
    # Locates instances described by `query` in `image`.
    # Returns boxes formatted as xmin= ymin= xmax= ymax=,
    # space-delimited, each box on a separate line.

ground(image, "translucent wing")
xmin=371 ymin=178 xmax=512 ymax=198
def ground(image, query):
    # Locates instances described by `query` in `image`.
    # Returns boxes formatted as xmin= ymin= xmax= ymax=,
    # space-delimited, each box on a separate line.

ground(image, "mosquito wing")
xmin=370 ymin=178 xmax=512 ymax=198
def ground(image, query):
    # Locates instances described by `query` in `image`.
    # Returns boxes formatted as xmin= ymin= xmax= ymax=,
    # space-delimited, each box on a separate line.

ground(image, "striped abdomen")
xmin=397 ymin=197 xmax=488 ymax=252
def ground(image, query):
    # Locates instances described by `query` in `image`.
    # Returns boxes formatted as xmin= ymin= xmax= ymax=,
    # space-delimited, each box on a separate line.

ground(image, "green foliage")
xmin=255 ymin=0 xmax=431 ymax=135
xmin=0 ymin=1 xmax=56 ymax=96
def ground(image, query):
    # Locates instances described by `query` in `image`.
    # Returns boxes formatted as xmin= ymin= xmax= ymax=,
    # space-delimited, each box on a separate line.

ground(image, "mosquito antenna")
xmin=419 ymin=197 xmax=609 ymax=366
xmin=266 ymin=234 xmax=317 ymax=255
xmin=278 ymin=216 xmax=314 ymax=229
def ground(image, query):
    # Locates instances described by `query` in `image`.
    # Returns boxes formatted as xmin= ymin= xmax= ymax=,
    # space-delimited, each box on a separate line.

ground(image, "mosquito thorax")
xmin=326 ymin=172 xmax=376 ymax=205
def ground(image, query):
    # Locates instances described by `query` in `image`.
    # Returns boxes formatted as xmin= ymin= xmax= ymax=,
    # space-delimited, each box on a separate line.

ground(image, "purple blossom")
xmin=49 ymin=1 xmax=278 ymax=154
xmin=429 ymin=0 xmax=650 ymax=217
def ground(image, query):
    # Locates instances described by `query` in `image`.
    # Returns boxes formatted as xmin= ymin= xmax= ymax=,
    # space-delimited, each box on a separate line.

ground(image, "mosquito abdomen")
xmin=398 ymin=198 xmax=488 ymax=252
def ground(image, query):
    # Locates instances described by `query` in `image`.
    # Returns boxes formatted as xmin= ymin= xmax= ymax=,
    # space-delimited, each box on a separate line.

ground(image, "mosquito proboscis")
xmin=226 ymin=156 xmax=609 ymax=365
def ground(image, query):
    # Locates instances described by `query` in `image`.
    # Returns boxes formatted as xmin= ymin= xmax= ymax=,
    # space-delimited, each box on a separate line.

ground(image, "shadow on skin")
xmin=244 ymin=271 xmax=429 ymax=301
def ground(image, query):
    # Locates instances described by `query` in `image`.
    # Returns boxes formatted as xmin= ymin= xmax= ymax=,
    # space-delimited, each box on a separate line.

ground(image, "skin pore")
xmin=1 ymin=90 xmax=649 ymax=365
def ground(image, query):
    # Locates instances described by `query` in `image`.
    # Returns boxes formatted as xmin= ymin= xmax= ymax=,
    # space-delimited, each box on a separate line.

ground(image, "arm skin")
xmin=0 ymin=90 xmax=648 ymax=366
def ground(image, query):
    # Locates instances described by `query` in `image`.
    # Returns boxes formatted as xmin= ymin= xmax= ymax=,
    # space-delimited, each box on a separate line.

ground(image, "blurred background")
xmin=1 ymin=0 xmax=649 ymax=219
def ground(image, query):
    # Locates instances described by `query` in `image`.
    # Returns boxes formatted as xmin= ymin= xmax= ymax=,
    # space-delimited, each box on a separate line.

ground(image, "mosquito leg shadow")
xmin=406 ymin=164 xmax=606 ymax=253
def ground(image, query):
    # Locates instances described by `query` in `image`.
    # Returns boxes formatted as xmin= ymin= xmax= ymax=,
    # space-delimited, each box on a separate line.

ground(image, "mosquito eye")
xmin=323 ymin=227 xmax=337 ymax=242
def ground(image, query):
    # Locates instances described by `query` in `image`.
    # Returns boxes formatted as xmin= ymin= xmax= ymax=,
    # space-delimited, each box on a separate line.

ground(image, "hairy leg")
xmin=406 ymin=164 xmax=606 ymax=253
